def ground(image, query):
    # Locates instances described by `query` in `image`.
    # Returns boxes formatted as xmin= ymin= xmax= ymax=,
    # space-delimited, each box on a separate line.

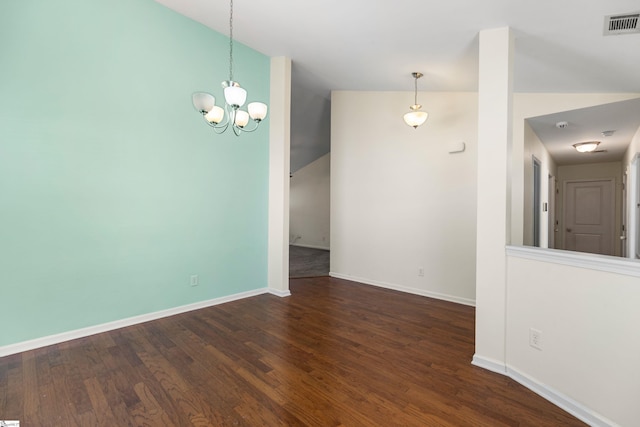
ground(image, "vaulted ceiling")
xmin=155 ymin=0 xmax=640 ymax=169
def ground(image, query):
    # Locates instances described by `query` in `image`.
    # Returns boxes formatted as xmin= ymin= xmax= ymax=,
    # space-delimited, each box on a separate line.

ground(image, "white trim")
xmin=290 ymin=243 xmax=330 ymax=251
xmin=506 ymin=245 xmax=640 ymax=277
xmin=629 ymin=153 xmax=639 ymax=259
xmin=472 ymin=356 xmax=618 ymax=426
xmin=329 ymin=272 xmax=475 ymax=307
xmin=0 ymin=288 xmax=269 ymax=358
xmin=268 ymin=288 xmax=292 ymax=297
xmin=471 ymin=354 xmax=507 ymax=374
xmin=507 ymin=366 xmax=618 ymax=427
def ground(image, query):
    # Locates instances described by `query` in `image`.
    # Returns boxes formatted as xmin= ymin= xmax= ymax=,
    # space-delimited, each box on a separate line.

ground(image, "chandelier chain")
xmin=229 ymin=0 xmax=234 ymax=81
xmin=414 ymin=77 xmax=418 ymax=105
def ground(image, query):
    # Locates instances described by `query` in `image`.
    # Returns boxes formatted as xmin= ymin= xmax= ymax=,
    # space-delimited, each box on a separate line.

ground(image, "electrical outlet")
xmin=529 ymin=328 xmax=542 ymax=350
xmin=418 ymin=267 xmax=424 ymax=277
xmin=190 ymin=275 xmax=199 ymax=287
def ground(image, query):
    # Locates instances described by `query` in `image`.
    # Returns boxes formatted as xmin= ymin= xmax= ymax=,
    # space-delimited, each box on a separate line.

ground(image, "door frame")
xmin=548 ymin=174 xmax=556 ymax=249
xmin=532 ymin=157 xmax=541 ymax=247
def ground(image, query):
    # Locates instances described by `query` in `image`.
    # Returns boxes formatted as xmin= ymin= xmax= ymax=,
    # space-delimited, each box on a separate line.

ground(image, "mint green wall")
xmin=0 ymin=0 xmax=270 ymax=346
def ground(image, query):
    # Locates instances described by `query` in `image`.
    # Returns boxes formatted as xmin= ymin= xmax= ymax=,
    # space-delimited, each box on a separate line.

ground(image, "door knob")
xmin=566 ymin=228 xmax=572 ymax=232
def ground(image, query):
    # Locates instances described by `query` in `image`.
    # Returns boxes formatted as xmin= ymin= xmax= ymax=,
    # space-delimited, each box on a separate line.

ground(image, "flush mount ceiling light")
xmin=403 ymin=72 xmax=429 ymax=129
xmin=573 ymin=141 xmax=600 ymax=153
xmin=192 ymin=0 xmax=267 ymax=136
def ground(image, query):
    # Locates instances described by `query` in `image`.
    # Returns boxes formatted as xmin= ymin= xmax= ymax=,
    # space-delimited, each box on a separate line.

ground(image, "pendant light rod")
xmin=412 ymin=72 xmax=423 ymax=106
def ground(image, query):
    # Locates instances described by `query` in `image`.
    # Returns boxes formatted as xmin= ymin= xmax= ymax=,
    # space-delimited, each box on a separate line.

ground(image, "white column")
xmin=268 ymin=56 xmax=292 ymax=296
xmin=473 ymin=27 xmax=514 ymax=372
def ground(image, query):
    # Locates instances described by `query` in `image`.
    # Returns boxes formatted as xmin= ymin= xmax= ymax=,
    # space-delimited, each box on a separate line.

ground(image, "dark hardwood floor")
xmin=0 ymin=277 xmax=586 ymax=426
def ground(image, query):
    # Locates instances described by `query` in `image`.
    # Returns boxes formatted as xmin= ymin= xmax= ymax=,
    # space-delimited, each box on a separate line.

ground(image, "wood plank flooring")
xmin=0 ymin=277 xmax=586 ymax=426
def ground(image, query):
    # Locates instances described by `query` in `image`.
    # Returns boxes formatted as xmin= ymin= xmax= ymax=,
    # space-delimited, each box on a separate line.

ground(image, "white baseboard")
xmin=0 ymin=288 xmax=270 ymax=358
xmin=472 ymin=355 xmax=617 ymax=427
xmin=471 ymin=354 xmax=507 ymax=374
xmin=506 ymin=366 xmax=617 ymax=427
xmin=329 ymin=272 xmax=476 ymax=307
xmin=268 ymin=288 xmax=292 ymax=297
xmin=290 ymin=243 xmax=330 ymax=251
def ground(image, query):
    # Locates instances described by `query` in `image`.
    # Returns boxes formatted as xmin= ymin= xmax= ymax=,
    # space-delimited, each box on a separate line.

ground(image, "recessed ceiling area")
xmin=526 ymin=98 xmax=640 ymax=166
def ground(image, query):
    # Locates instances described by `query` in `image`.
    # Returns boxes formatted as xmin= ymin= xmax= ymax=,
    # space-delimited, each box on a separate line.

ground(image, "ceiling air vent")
xmin=603 ymin=13 xmax=640 ymax=35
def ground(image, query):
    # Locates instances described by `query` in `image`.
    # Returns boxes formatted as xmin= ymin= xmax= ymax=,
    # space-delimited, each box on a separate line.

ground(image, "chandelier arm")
xmin=202 ymin=114 xmax=230 ymax=133
xmin=212 ymin=122 xmax=230 ymax=134
xmin=234 ymin=120 xmax=260 ymax=133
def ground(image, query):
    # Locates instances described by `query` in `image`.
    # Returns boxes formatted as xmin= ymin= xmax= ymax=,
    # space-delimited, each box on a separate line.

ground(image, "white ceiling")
xmin=155 ymin=0 xmax=640 ymax=95
xmin=527 ymin=98 xmax=640 ymax=166
xmin=154 ymin=0 xmax=640 ymax=169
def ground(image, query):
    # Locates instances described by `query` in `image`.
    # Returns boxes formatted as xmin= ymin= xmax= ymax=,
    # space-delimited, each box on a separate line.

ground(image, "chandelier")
xmin=192 ymin=0 xmax=268 ymax=136
xmin=403 ymin=72 xmax=429 ymax=129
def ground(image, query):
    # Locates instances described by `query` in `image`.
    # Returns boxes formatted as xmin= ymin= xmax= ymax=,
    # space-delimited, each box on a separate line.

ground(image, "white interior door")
xmin=563 ymin=179 xmax=615 ymax=255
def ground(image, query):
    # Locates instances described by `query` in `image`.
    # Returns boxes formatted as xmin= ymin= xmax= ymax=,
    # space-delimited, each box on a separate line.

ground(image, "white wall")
xmin=506 ymin=250 xmax=640 ymax=426
xmin=504 ymin=93 xmax=640 ymax=426
xmin=290 ymin=153 xmax=330 ymax=249
xmin=474 ymin=27 xmax=514 ymax=367
xmin=331 ymin=91 xmax=478 ymax=305
xmin=267 ymin=57 xmax=292 ymax=296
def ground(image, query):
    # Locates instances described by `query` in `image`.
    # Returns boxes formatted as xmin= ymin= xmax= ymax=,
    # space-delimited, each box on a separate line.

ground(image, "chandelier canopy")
xmin=192 ymin=0 xmax=268 ymax=136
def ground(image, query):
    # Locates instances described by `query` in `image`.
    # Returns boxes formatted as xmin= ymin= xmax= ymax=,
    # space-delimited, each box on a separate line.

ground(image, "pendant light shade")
xmin=404 ymin=110 xmax=429 ymax=128
xmin=248 ymin=102 xmax=268 ymax=121
xmin=223 ymin=84 xmax=247 ymax=108
xmin=573 ymin=141 xmax=600 ymax=153
xmin=403 ymin=72 xmax=429 ymax=129
xmin=192 ymin=0 xmax=267 ymax=136
xmin=234 ymin=110 xmax=250 ymax=127
xmin=192 ymin=92 xmax=216 ymax=114
xmin=205 ymin=106 xmax=225 ymax=124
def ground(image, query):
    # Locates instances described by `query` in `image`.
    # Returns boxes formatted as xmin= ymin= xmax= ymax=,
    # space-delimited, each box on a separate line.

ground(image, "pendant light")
xmin=572 ymin=141 xmax=600 ymax=153
xmin=403 ymin=72 xmax=429 ymax=129
xmin=192 ymin=0 xmax=268 ymax=136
